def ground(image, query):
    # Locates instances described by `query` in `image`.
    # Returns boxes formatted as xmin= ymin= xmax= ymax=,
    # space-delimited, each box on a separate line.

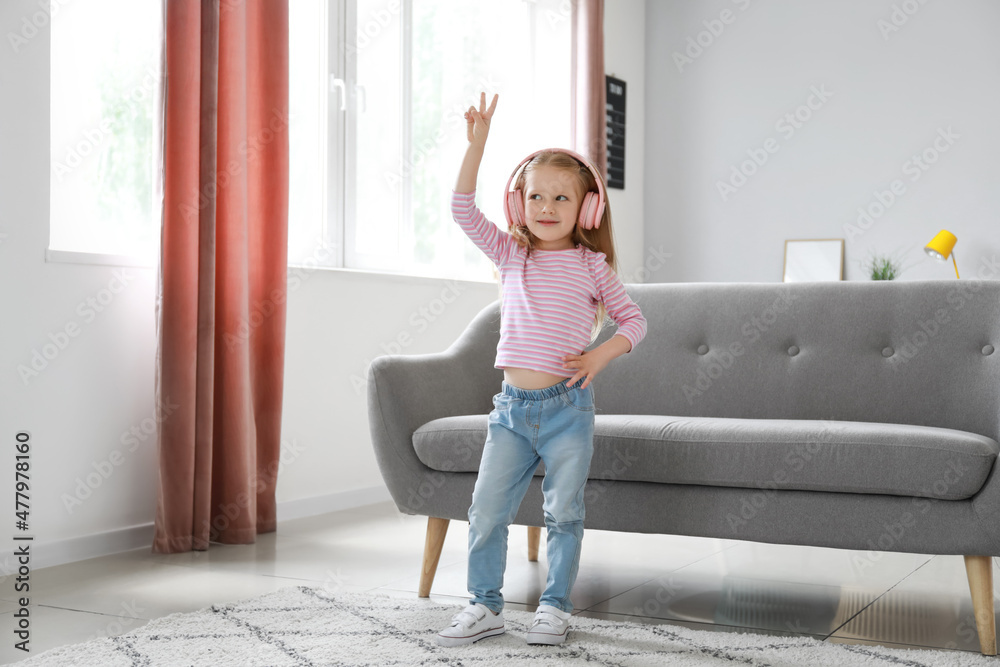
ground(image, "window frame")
xmin=322 ymin=0 xmax=347 ymax=272
xmin=321 ymin=0 xmax=573 ymax=281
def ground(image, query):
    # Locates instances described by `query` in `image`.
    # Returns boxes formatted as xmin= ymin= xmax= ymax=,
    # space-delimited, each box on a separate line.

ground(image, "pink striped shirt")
xmin=452 ymin=190 xmax=646 ymax=377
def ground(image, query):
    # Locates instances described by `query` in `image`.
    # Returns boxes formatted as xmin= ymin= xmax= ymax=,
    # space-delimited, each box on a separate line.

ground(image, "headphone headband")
xmin=502 ymin=147 xmax=607 ymax=230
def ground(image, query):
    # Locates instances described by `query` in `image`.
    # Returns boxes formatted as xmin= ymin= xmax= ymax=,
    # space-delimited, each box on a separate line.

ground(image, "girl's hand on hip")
xmin=465 ymin=92 xmax=498 ymax=147
xmin=561 ymin=349 xmax=611 ymax=390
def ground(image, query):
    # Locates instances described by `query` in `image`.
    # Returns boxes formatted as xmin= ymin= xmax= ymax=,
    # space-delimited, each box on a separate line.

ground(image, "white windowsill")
xmin=45 ymin=248 xmax=495 ymax=288
xmin=46 ymin=249 xmax=158 ymax=269
xmin=286 ymin=262 xmax=494 ymax=288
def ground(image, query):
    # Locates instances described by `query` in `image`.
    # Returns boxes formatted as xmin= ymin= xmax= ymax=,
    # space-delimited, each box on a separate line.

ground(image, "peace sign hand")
xmin=464 ymin=92 xmax=499 ymax=147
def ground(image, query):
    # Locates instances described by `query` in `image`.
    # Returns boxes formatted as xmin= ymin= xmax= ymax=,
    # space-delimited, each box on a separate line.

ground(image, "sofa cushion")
xmin=412 ymin=415 xmax=999 ymax=500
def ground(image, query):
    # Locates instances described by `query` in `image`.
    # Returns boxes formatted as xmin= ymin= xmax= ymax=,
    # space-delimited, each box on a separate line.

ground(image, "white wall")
xmin=644 ymin=0 xmax=1000 ymax=283
xmin=604 ymin=0 xmax=648 ymax=281
xmin=0 ymin=0 xmax=648 ymax=569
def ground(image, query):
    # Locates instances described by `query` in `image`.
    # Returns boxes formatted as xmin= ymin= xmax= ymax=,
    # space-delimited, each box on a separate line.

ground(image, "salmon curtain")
xmin=571 ymin=0 xmax=607 ymax=177
xmin=152 ymin=0 xmax=289 ymax=554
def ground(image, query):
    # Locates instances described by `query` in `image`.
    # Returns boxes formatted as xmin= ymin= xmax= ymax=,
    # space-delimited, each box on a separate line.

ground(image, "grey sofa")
xmin=367 ymin=280 xmax=1000 ymax=655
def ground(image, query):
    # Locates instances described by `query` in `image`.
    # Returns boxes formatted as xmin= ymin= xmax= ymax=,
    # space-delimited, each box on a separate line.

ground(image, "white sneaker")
xmin=525 ymin=604 xmax=571 ymax=645
xmin=436 ymin=603 xmax=505 ymax=647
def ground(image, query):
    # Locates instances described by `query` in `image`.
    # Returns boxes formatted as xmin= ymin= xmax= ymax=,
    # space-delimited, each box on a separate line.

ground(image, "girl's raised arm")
xmin=455 ymin=92 xmax=499 ymax=194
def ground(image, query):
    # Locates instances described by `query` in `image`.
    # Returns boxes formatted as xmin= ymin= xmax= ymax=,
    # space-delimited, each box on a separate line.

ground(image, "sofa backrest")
xmin=584 ymin=281 xmax=1000 ymax=441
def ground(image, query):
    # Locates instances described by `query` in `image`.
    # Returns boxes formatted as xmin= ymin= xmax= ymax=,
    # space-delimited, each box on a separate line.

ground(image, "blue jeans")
xmin=467 ymin=379 xmax=595 ymax=614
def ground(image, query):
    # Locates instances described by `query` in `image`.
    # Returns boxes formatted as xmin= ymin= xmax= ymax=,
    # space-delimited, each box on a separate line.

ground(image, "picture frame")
xmin=782 ymin=239 xmax=845 ymax=282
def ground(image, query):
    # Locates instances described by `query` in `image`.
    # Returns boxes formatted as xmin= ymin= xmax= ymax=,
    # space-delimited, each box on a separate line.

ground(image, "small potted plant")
xmin=867 ymin=253 xmax=902 ymax=280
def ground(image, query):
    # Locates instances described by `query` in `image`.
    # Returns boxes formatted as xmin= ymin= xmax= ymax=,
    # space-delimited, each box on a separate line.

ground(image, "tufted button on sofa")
xmin=367 ymin=280 xmax=1000 ymax=654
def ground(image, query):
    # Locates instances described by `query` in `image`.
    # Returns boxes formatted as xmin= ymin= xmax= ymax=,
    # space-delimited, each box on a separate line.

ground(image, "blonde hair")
xmin=500 ymin=150 xmax=620 ymax=341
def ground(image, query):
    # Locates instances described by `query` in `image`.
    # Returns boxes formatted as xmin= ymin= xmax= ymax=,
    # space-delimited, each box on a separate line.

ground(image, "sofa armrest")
xmin=367 ymin=301 xmax=503 ymax=514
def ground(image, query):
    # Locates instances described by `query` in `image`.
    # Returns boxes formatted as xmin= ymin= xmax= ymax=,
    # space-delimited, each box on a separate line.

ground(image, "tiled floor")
xmin=1 ymin=500 xmax=996 ymax=664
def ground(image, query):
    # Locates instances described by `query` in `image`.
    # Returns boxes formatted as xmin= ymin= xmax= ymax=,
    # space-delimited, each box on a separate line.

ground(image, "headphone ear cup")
xmin=578 ymin=191 xmax=602 ymax=230
xmin=507 ymin=189 xmax=526 ymax=228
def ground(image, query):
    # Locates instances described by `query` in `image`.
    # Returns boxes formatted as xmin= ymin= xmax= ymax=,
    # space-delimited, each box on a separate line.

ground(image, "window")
xmin=289 ymin=0 xmax=573 ymax=280
xmin=49 ymin=0 xmax=573 ymax=280
xmin=49 ymin=0 xmax=159 ymax=262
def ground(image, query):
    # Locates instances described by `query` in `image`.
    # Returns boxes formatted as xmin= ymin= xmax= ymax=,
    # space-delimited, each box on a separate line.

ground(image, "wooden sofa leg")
xmin=527 ymin=526 xmax=541 ymax=562
xmin=418 ymin=517 xmax=449 ymax=598
xmin=964 ymin=555 xmax=997 ymax=655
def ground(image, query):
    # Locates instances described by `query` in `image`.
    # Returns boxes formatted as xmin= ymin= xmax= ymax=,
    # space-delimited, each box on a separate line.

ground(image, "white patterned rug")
xmin=14 ymin=586 xmax=997 ymax=666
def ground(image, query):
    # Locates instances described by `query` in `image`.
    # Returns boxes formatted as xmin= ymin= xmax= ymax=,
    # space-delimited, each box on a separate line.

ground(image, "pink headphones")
xmin=502 ymin=148 xmax=606 ymax=231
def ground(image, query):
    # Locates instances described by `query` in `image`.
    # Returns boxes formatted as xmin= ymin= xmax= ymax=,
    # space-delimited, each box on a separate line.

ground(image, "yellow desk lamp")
xmin=924 ymin=230 xmax=960 ymax=279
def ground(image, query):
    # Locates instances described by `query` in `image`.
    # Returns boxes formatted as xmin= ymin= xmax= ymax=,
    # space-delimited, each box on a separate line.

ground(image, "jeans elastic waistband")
xmin=501 ymin=378 xmax=586 ymax=401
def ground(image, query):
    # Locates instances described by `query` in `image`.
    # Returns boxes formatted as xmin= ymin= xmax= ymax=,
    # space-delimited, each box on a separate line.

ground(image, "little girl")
xmin=436 ymin=93 xmax=646 ymax=648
